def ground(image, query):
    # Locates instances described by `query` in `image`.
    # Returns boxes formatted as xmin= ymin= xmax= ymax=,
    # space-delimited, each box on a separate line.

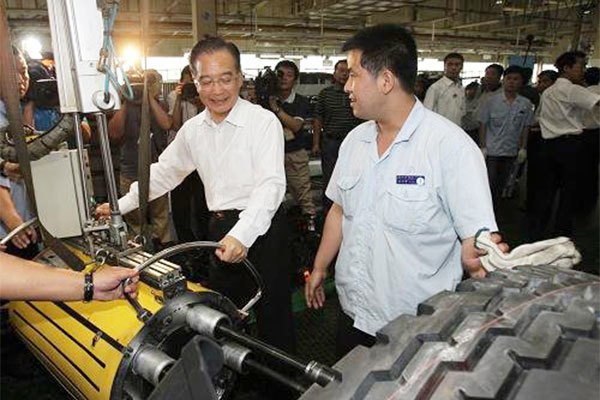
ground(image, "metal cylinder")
xmin=132 ymin=346 xmax=175 ymax=386
xmin=186 ymin=304 xmax=231 ymax=338
xmin=305 ymin=360 xmax=340 ymax=387
xmin=222 ymin=341 xmax=252 ymax=374
xmin=94 ymin=112 xmax=119 ymax=214
xmin=73 ymin=113 xmax=91 ymax=221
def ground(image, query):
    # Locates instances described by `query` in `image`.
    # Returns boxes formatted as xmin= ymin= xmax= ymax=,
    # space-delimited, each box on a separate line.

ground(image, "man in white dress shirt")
xmin=534 ymin=51 xmax=600 ymax=239
xmin=97 ymin=37 xmax=294 ymax=352
xmin=423 ymin=52 xmax=466 ymax=126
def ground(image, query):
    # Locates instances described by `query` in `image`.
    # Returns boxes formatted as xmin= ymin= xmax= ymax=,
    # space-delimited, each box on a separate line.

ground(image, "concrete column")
xmin=191 ymin=0 xmax=217 ymax=42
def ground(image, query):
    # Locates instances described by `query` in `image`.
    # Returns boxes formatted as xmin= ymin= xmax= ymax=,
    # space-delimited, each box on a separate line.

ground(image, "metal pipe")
xmin=216 ymin=325 xmax=340 ymax=387
xmin=244 ymin=358 xmax=308 ymax=393
xmin=72 ymin=113 xmax=91 ymax=221
xmin=95 ymin=112 xmax=120 ymax=214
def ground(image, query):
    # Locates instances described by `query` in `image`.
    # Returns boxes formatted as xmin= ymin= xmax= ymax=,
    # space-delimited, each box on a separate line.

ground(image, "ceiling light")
xmin=21 ymin=37 xmax=42 ymax=59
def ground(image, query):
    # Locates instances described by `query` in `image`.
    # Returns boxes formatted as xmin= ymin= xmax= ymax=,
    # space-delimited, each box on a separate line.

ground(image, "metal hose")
xmin=125 ymin=241 xmax=265 ymax=314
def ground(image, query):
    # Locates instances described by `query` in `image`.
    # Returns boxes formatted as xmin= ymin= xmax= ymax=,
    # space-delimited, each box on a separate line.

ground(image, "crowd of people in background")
xmin=1 ymin=35 xmax=599 ymax=260
xmin=0 ymin=26 xmax=598 ymax=400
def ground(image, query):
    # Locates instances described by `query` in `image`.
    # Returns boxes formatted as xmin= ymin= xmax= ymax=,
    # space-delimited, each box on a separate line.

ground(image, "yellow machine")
xmin=9 ymin=244 xmax=240 ymax=400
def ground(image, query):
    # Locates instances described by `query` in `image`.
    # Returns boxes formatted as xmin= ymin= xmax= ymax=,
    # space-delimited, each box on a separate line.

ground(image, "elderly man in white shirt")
xmin=96 ymin=37 xmax=295 ymax=353
xmin=533 ymin=51 xmax=600 ymax=239
xmin=305 ymin=25 xmax=505 ymax=358
xmin=423 ymin=52 xmax=466 ymax=126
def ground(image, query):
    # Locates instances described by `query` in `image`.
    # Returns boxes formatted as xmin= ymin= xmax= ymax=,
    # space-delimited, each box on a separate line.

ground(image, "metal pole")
xmin=95 ymin=112 xmax=120 ymax=213
xmin=216 ymin=325 xmax=340 ymax=387
xmin=73 ymin=113 xmax=91 ymax=221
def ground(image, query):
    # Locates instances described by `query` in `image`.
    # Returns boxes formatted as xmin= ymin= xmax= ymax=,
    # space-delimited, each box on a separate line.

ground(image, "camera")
xmin=180 ymin=83 xmax=199 ymax=101
xmin=26 ymin=62 xmax=59 ymax=108
xmin=254 ymin=67 xmax=280 ymax=109
xmin=123 ymin=73 xmax=158 ymax=105
xmin=26 ymin=78 xmax=60 ymax=108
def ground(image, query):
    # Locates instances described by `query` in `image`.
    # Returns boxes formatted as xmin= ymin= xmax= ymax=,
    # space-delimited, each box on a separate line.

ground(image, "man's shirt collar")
xmin=359 ymin=98 xmax=424 ymax=144
xmin=282 ymin=90 xmax=296 ymax=104
xmin=201 ymin=97 xmax=245 ymax=128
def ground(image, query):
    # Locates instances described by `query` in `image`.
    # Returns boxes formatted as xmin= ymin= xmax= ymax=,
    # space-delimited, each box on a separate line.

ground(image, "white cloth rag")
xmin=475 ymin=230 xmax=582 ymax=272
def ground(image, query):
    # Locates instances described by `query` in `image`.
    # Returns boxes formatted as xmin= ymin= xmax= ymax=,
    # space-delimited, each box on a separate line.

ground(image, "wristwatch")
xmin=83 ymin=272 xmax=94 ymax=302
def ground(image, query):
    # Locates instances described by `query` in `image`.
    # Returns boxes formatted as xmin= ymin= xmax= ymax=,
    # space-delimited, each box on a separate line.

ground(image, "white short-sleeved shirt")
xmin=478 ymin=91 xmax=533 ymax=156
xmin=423 ymin=76 xmax=466 ymax=126
xmin=326 ymin=100 xmax=497 ymax=336
xmin=539 ymin=78 xmax=600 ymax=139
xmin=583 ymin=85 xmax=600 ymax=129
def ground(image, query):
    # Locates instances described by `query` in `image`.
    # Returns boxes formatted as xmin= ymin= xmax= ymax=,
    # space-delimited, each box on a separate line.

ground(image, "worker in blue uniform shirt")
xmin=305 ymin=24 xmax=506 ymax=358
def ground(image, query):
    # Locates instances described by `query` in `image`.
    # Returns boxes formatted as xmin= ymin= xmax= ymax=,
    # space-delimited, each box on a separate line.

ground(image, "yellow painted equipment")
xmin=8 ymin=245 xmax=235 ymax=400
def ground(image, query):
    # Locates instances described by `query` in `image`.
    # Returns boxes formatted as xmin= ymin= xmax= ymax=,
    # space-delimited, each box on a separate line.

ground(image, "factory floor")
xmin=1 ymin=179 xmax=598 ymax=399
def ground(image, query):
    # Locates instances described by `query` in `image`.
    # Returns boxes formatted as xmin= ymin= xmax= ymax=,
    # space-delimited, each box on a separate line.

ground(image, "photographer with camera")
xmin=0 ymin=46 xmax=38 ymax=258
xmin=107 ymin=69 xmax=173 ymax=249
xmin=270 ymin=60 xmax=317 ymax=229
xmin=166 ymin=66 xmax=209 ymax=246
xmin=23 ymin=56 xmax=60 ymax=132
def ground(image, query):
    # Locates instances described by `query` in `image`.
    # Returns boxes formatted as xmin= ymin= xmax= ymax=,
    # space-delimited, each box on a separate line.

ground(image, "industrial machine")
xmin=4 ymin=1 xmax=339 ymax=399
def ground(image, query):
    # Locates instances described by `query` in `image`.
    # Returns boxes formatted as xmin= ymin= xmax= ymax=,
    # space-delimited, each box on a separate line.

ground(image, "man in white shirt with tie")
xmin=96 ymin=37 xmax=294 ymax=353
xmin=423 ymin=52 xmax=466 ymax=126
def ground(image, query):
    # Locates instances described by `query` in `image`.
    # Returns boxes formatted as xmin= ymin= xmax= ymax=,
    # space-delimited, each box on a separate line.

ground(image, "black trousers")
xmin=171 ymin=173 xmax=209 ymax=243
xmin=576 ymin=128 xmax=599 ymax=213
xmin=335 ymin=310 xmax=375 ymax=360
xmin=321 ymin=136 xmax=344 ymax=213
xmin=207 ymin=208 xmax=296 ymax=354
xmin=486 ymin=155 xmax=516 ymax=206
xmin=531 ymin=135 xmax=583 ymax=239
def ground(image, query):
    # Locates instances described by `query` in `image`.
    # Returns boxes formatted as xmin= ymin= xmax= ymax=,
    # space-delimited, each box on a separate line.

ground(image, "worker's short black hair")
xmin=444 ymin=52 xmax=464 ymax=63
xmin=485 ymin=63 xmax=504 ymax=77
xmin=341 ymin=24 xmax=417 ymax=94
xmin=275 ymin=60 xmax=300 ymax=80
xmin=189 ymin=36 xmax=241 ymax=75
xmin=503 ymin=65 xmax=523 ymax=79
xmin=334 ymin=59 xmax=347 ymax=71
xmin=584 ymin=67 xmax=600 ymax=86
xmin=538 ymin=70 xmax=558 ymax=82
xmin=554 ymin=51 xmax=586 ymax=75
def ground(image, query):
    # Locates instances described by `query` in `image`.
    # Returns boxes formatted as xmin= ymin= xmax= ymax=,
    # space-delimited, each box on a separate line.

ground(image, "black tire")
xmin=300 ymin=266 xmax=600 ymax=400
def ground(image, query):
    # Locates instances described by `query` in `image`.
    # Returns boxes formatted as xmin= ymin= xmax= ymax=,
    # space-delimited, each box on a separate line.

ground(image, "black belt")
xmin=211 ymin=210 xmax=241 ymax=220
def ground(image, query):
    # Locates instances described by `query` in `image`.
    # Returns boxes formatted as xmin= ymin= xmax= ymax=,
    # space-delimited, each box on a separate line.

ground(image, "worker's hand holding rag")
xmin=475 ymin=229 xmax=581 ymax=272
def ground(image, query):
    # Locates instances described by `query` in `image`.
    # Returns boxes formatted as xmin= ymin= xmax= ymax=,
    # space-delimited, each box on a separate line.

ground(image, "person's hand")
xmin=480 ymin=147 xmax=487 ymax=158
xmin=3 ymin=162 xmax=22 ymax=180
xmin=216 ymin=235 xmax=248 ymax=263
xmin=268 ymin=96 xmax=279 ymax=112
xmin=7 ymin=220 xmax=37 ymax=249
xmin=93 ymin=266 xmax=139 ymax=301
xmin=305 ymin=266 xmax=327 ymax=309
xmin=95 ymin=203 xmax=110 ymax=220
xmin=175 ymin=83 xmax=184 ymax=97
xmin=517 ymin=148 xmax=527 ymax=164
xmin=461 ymin=233 xmax=509 ymax=278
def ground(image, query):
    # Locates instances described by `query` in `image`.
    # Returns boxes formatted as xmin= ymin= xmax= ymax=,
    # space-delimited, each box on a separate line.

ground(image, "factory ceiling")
xmin=5 ymin=0 xmax=599 ymax=61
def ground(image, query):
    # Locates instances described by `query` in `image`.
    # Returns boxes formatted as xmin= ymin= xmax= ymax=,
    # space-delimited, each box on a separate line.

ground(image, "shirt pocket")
xmin=336 ymin=175 xmax=362 ymax=218
xmin=384 ymin=184 xmax=429 ymax=234
xmin=490 ymin=112 xmax=505 ymax=130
